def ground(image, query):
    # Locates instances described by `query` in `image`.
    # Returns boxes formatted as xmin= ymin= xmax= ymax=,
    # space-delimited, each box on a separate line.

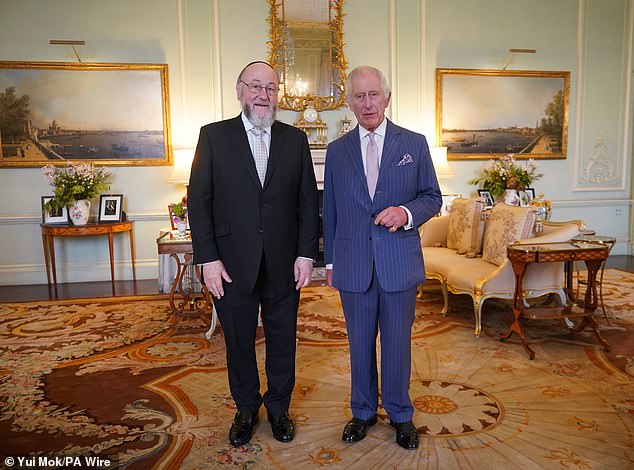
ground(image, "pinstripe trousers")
xmin=339 ymin=266 xmax=417 ymax=423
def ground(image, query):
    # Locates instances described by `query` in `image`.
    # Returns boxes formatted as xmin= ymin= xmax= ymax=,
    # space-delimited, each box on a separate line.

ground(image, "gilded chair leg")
xmin=416 ymin=283 xmax=424 ymax=300
xmin=473 ymin=296 xmax=482 ymax=336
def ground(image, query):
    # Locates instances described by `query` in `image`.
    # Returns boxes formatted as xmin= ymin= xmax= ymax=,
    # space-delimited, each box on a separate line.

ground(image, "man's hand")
xmin=294 ymin=257 xmax=313 ymax=290
xmin=293 ymin=258 xmax=313 ymax=290
xmin=374 ymin=206 xmax=408 ymax=232
xmin=202 ymin=260 xmax=232 ymax=299
xmin=325 ymin=268 xmax=336 ymax=290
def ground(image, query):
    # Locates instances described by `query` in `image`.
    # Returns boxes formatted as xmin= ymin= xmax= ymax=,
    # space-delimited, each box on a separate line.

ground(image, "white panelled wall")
xmin=0 ymin=0 xmax=632 ymax=286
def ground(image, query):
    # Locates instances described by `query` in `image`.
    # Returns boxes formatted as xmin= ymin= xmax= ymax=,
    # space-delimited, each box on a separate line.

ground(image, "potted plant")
xmin=42 ymin=162 xmax=112 ymax=225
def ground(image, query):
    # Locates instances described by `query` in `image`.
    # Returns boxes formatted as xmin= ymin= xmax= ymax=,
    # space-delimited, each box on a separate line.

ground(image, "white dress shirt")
xmin=358 ymin=119 xmax=413 ymax=230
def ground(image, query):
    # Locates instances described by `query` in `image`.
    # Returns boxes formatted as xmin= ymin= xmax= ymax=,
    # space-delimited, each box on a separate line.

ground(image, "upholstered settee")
xmin=419 ymin=198 xmax=582 ymax=335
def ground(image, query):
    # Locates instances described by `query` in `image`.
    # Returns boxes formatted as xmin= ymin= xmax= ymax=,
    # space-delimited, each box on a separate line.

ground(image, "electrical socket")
xmin=616 ymin=208 xmax=624 ymax=217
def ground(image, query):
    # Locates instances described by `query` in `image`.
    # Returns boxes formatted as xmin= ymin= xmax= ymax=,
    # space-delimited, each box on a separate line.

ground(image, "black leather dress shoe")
xmin=390 ymin=420 xmax=419 ymax=449
xmin=268 ymin=411 xmax=295 ymax=442
xmin=229 ymin=410 xmax=259 ymax=447
xmin=342 ymin=415 xmax=378 ymax=442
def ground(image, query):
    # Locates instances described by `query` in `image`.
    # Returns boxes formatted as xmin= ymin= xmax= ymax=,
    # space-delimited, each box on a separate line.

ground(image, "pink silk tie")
xmin=366 ymin=132 xmax=379 ymax=200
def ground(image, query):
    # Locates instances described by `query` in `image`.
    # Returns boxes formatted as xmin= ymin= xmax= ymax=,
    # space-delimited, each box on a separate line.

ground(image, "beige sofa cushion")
xmin=482 ymin=204 xmax=537 ymax=265
xmin=446 ymin=198 xmax=485 ymax=255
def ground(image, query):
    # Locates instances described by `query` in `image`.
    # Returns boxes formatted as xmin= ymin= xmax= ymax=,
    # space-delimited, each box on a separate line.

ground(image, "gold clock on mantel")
xmin=294 ymin=103 xmax=328 ymax=149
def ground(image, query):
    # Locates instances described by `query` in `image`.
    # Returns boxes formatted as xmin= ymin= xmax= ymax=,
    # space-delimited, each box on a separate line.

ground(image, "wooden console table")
xmin=156 ymin=231 xmax=217 ymax=338
xmin=503 ymin=241 xmax=610 ymax=359
xmin=40 ymin=221 xmax=136 ymax=296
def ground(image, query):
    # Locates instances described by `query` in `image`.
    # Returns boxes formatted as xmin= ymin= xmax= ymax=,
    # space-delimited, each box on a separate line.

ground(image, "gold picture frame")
xmin=0 ymin=61 xmax=172 ymax=167
xmin=436 ymin=68 xmax=570 ymax=160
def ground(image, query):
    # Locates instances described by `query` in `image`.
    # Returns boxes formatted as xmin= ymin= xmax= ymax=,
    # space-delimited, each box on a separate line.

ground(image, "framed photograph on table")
xmin=98 ymin=194 xmax=123 ymax=222
xmin=41 ymin=196 xmax=69 ymax=224
xmin=477 ymin=189 xmax=494 ymax=209
xmin=525 ymin=187 xmax=536 ymax=199
xmin=518 ymin=190 xmax=533 ymax=207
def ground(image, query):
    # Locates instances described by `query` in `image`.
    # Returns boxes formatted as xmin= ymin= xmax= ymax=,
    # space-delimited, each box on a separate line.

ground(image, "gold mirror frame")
xmin=267 ymin=0 xmax=348 ymax=111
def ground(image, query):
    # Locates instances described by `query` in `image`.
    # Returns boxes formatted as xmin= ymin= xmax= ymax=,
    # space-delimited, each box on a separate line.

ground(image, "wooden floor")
xmin=1 ymin=256 xmax=633 ymax=303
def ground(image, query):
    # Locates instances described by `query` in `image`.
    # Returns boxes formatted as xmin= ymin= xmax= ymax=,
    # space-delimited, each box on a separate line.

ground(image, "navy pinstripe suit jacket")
xmin=323 ymin=120 xmax=442 ymax=293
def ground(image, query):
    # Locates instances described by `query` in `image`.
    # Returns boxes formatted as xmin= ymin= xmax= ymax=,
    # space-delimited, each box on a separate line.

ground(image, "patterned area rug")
xmin=0 ymin=271 xmax=633 ymax=469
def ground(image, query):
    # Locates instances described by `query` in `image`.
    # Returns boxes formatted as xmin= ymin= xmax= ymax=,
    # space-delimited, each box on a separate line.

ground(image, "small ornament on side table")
xmin=339 ymin=115 xmax=352 ymax=137
xmin=530 ymin=192 xmax=552 ymax=220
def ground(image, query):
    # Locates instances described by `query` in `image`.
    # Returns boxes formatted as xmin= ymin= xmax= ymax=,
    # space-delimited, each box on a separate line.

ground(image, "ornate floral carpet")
xmin=0 ymin=270 xmax=633 ymax=469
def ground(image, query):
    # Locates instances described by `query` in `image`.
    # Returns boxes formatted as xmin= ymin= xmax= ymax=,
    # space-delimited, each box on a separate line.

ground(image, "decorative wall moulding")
xmin=581 ymin=135 xmax=618 ymax=185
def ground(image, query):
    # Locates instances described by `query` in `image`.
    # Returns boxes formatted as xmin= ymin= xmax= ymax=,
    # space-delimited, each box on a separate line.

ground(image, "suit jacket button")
xmin=369 ymin=236 xmax=372 ymax=241
xmin=370 ymin=213 xmax=375 ymax=218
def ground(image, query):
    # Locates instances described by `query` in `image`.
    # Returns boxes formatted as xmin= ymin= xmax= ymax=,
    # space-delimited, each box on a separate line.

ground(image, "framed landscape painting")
xmin=436 ymin=68 xmax=569 ymax=160
xmin=0 ymin=61 xmax=172 ymax=167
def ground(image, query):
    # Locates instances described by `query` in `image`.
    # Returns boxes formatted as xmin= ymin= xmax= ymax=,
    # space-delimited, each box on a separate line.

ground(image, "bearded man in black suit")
xmin=188 ymin=61 xmax=319 ymax=447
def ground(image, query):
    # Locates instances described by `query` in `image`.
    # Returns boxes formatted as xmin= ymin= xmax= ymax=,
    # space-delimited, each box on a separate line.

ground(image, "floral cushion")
xmin=482 ymin=204 xmax=537 ymax=265
xmin=446 ymin=198 xmax=485 ymax=255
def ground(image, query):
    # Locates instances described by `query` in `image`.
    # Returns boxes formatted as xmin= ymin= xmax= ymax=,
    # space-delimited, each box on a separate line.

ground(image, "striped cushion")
xmin=446 ymin=198 xmax=485 ymax=255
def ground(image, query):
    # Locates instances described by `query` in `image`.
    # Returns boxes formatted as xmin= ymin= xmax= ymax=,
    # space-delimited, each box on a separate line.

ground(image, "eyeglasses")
xmin=240 ymin=80 xmax=279 ymax=97
xmin=353 ymin=91 xmax=382 ymax=103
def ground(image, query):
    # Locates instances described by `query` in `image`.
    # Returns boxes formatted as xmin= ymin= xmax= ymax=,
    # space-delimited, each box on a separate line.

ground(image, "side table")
xmin=503 ymin=241 xmax=610 ymax=359
xmin=570 ymin=234 xmax=616 ymax=324
xmin=40 ymin=221 xmax=136 ymax=296
xmin=156 ymin=231 xmax=217 ymax=338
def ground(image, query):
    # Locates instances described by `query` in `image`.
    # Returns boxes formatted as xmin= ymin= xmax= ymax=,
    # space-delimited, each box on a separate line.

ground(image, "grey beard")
xmin=243 ymin=102 xmax=276 ymax=128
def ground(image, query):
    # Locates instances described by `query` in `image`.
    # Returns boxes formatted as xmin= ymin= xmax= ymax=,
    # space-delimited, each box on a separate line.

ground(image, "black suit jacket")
xmin=188 ymin=115 xmax=319 ymax=293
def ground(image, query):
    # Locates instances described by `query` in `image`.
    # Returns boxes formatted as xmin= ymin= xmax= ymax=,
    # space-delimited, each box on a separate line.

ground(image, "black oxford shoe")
xmin=342 ymin=415 xmax=378 ymax=443
xmin=268 ymin=411 xmax=295 ymax=442
xmin=229 ymin=410 xmax=259 ymax=447
xmin=390 ymin=420 xmax=419 ymax=450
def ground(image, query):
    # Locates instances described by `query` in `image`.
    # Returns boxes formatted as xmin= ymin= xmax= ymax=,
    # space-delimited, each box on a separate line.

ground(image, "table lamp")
xmin=430 ymin=146 xmax=454 ymax=180
xmin=166 ymin=148 xmax=195 ymax=189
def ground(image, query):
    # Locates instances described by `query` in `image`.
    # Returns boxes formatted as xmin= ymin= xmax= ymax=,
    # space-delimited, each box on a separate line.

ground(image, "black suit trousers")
xmin=214 ymin=251 xmax=300 ymax=415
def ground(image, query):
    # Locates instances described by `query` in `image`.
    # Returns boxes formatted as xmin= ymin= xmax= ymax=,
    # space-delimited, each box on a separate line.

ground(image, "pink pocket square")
xmin=397 ymin=154 xmax=414 ymax=166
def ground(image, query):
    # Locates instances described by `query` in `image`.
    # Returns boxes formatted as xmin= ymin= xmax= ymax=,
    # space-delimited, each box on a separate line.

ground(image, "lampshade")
xmin=430 ymin=146 xmax=454 ymax=179
xmin=166 ymin=148 xmax=195 ymax=185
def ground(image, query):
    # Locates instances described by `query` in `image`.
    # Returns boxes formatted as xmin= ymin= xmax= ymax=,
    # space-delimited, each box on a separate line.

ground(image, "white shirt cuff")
xmin=399 ymin=205 xmax=414 ymax=230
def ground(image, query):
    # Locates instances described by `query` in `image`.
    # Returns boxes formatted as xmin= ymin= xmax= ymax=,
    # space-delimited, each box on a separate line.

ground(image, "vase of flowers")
xmin=171 ymin=199 xmax=188 ymax=236
xmin=43 ymin=162 xmax=112 ymax=225
xmin=468 ymin=154 xmax=543 ymax=205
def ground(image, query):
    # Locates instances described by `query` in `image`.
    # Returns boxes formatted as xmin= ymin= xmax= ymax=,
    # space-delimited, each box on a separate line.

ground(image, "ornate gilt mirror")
xmin=267 ymin=0 xmax=347 ymax=111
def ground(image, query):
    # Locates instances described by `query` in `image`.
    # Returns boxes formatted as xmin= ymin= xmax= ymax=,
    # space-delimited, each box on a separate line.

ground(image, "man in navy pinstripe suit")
xmin=323 ymin=66 xmax=442 ymax=450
